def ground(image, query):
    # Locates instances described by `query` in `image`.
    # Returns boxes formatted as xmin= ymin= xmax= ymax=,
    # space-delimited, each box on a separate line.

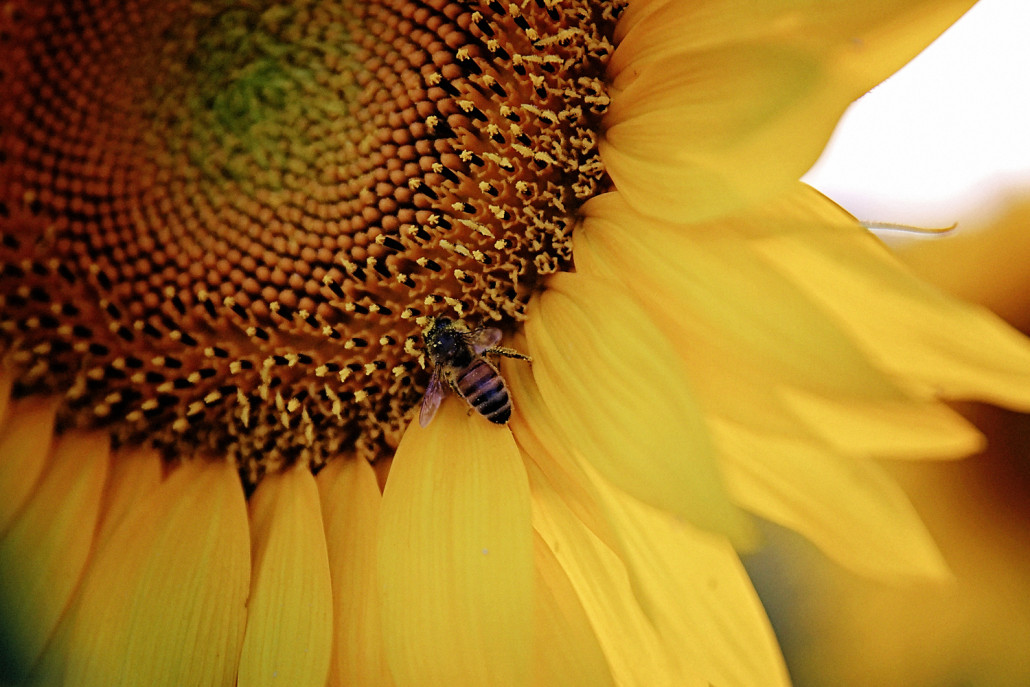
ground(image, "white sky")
xmin=804 ymin=0 xmax=1030 ymax=228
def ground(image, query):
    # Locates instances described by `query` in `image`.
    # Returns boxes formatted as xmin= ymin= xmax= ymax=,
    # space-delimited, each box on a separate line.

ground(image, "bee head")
xmin=424 ymin=317 xmax=462 ymax=364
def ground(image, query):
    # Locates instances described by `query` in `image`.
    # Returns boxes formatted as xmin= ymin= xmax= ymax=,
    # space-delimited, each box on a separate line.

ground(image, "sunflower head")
xmin=0 ymin=0 xmax=622 ymax=484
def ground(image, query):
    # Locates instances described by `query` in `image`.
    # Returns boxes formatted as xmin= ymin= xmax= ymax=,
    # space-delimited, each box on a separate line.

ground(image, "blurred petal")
xmin=587 ymin=464 xmax=790 ymax=687
xmin=895 ymin=196 xmax=1030 ymax=329
xmin=378 ymin=399 xmax=533 ymax=687
xmin=531 ymin=534 xmax=615 ymax=687
xmin=238 ymin=463 xmax=333 ymax=687
xmin=318 ymin=457 xmax=393 ymax=687
xmin=575 ymin=192 xmax=981 ymax=460
xmin=0 ymin=396 xmax=59 ymax=534
xmin=57 ymin=458 xmax=250 ymax=687
xmin=745 ymin=187 xmax=1030 ymax=410
xmin=525 ymin=272 xmax=751 ymax=544
xmin=714 ymin=417 xmax=951 ymax=581
xmin=605 ymin=0 xmax=977 ymax=222
xmin=0 ymin=430 xmax=109 ymax=675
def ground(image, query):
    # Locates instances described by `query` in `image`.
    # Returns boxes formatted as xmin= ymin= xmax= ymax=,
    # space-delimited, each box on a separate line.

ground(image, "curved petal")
xmin=318 ymin=457 xmax=393 ymax=687
xmin=744 ymin=186 xmax=1030 ymax=411
xmin=603 ymin=45 xmax=840 ymax=222
xmin=0 ymin=396 xmax=60 ymax=534
xmin=55 ymin=458 xmax=250 ymax=687
xmin=238 ymin=463 xmax=334 ymax=687
xmin=0 ymin=430 xmax=110 ymax=676
xmin=528 ymin=459 xmax=694 ymax=687
xmin=504 ymin=340 xmax=620 ymax=554
xmin=585 ymin=462 xmax=790 ymax=687
xmin=531 ymin=534 xmax=615 ymax=687
xmin=605 ymin=0 xmax=977 ymax=222
xmin=575 ymin=192 xmax=982 ymax=460
xmin=377 ymin=399 xmax=533 ymax=687
xmin=525 ymin=272 xmax=752 ymax=545
xmin=895 ymin=196 xmax=1030 ymax=329
xmin=714 ymin=417 xmax=951 ymax=581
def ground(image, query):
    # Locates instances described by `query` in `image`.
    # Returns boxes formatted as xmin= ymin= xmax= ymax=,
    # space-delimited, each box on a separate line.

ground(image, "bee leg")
xmin=484 ymin=346 xmax=532 ymax=362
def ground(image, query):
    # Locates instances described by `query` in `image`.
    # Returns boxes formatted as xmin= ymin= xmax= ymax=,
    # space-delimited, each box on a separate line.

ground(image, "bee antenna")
xmin=860 ymin=220 xmax=958 ymax=234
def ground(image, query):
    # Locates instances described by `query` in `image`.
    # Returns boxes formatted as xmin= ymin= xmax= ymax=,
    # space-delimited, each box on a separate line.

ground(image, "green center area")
xmin=163 ymin=4 xmax=364 ymax=186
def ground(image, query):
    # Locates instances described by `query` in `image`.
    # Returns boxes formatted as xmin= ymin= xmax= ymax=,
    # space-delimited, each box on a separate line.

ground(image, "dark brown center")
xmin=0 ymin=0 xmax=621 ymax=482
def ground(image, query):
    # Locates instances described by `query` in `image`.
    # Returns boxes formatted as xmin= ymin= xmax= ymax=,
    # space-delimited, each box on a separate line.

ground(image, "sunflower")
xmin=0 ymin=0 xmax=1021 ymax=685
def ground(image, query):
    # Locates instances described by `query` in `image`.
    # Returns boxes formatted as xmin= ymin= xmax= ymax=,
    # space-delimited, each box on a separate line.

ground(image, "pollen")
xmin=0 ymin=0 xmax=621 ymax=483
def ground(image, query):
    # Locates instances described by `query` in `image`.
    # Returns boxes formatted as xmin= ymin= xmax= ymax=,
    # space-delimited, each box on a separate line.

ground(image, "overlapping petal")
xmin=713 ymin=417 xmax=950 ymax=581
xmin=525 ymin=271 xmax=753 ymax=545
xmin=377 ymin=399 xmax=533 ymax=687
xmin=572 ymin=188 xmax=995 ymax=579
xmin=45 ymin=457 xmax=250 ymax=687
xmin=318 ymin=457 xmax=393 ymax=687
xmin=604 ymin=0 xmax=978 ymax=222
xmin=741 ymin=186 xmax=1030 ymax=410
xmin=575 ymin=191 xmax=982 ymax=461
xmin=0 ymin=430 xmax=109 ymax=677
xmin=238 ymin=464 xmax=333 ymax=687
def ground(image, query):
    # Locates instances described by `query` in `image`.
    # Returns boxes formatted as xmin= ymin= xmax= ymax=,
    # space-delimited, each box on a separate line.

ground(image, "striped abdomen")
xmin=454 ymin=357 xmax=511 ymax=424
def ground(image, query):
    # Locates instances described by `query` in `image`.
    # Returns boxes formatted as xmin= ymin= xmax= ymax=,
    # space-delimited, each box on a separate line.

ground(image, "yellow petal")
xmin=526 ymin=272 xmax=751 ymax=544
xmin=603 ymin=46 xmax=841 ymax=222
xmin=746 ymin=186 xmax=1030 ymax=410
xmin=528 ymin=459 xmax=699 ymax=687
xmin=0 ymin=430 xmax=109 ymax=676
xmin=715 ymin=416 xmax=951 ymax=581
xmin=782 ymin=387 xmax=982 ymax=460
xmin=0 ymin=363 xmax=14 ymax=428
xmin=586 ymin=463 xmax=791 ymax=687
xmin=377 ymin=398 xmax=533 ymax=687
xmin=604 ymin=0 xmax=977 ymax=222
xmin=318 ymin=457 xmax=393 ymax=687
xmin=238 ymin=463 xmax=333 ymax=687
xmin=894 ymin=196 xmax=1030 ymax=327
xmin=531 ymin=534 xmax=615 ymax=687
xmin=56 ymin=458 xmax=250 ymax=687
xmin=0 ymin=396 xmax=59 ymax=534
xmin=95 ymin=445 xmax=165 ymax=546
xmin=575 ymin=191 xmax=997 ymax=461
xmin=504 ymin=341 xmax=619 ymax=554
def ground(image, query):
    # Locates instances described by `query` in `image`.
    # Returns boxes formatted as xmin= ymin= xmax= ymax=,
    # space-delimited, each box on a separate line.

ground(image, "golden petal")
xmin=531 ymin=534 xmax=615 ymax=687
xmin=526 ymin=271 xmax=752 ymax=545
xmin=317 ymin=457 xmax=393 ymax=687
xmin=0 ymin=430 xmax=109 ymax=675
xmin=504 ymin=341 xmax=620 ymax=554
xmin=746 ymin=187 xmax=1030 ymax=410
xmin=714 ymin=416 xmax=952 ymax=581
xmin=95 ymin=445 xmax=165 ymax=547
xmin=529 ymin=458 xmax=695 ymax=687
xmin=238 ymin=463 xmax=334 ymax=687
xmin=577 ymin=191 xmax=991 ymax=460
xmin=377 ymin=399 xmax=533 ymax=687
xmin=54 ymin=458 xmax=250 ymax=687
xmin=586 ymin=462 xmax=791 ymax=687
xmin=604 ymin=0 xmax=977 ymax=222
xmin=603 ymin=46 xmax=840 ymax=222
xmin=0 ymin=396 xmax=60 ymax=534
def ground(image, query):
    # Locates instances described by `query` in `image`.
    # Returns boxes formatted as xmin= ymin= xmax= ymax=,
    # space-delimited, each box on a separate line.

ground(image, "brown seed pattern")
xmin=0 ymin=0 xmax=620 ymax=482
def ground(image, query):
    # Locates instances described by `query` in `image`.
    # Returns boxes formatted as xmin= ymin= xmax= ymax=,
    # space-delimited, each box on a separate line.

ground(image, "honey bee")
xmin=419 ymin=317 xmax=531 ymax=427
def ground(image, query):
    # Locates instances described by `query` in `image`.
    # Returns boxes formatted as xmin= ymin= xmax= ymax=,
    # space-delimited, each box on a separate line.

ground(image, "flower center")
xmin=0 ymin=0 xmax=621 ymax=482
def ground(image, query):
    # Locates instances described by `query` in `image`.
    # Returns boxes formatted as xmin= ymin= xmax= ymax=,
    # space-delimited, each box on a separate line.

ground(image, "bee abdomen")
xmin=457 ymin=359 xmax=511 ymax=424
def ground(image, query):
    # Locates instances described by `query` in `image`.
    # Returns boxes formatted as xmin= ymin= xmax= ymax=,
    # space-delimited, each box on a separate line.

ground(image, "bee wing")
xmin=419 ymin=369 xmax=446 ymax=427
xmin=467 ymin=326 xmax=503 ymax=354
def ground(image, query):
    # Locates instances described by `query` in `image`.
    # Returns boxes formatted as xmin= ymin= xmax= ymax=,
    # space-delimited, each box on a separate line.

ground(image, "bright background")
xmin=750 ymin=3 xmax=1030 ymax=685
xmin=804 ymin=0 xmax=1030 ymax=228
